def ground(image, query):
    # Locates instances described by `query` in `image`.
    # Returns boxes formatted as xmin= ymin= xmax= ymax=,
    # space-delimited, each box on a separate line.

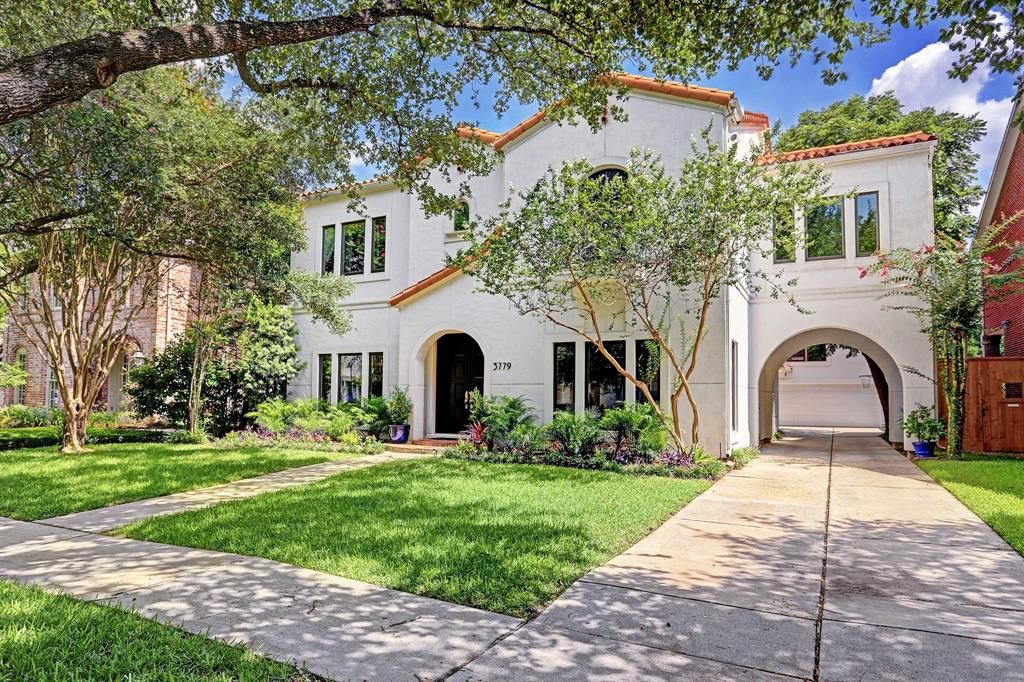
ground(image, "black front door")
xmin=435 ymin=333 xmax=484 ymax=433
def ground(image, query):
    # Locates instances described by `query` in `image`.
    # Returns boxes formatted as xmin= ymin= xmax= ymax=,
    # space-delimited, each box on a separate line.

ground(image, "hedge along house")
xmin=290 ymin=74 xmax=938 ymax=454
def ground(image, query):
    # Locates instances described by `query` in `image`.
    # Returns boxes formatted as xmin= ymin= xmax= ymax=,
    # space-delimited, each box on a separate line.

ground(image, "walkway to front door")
xmin=453 ymin=428 xmax=1024 ymax=681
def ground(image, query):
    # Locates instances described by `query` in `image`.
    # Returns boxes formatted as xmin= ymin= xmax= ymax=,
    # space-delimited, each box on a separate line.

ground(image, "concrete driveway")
xmin=453 ymin=428 xmax=1024 ymax=681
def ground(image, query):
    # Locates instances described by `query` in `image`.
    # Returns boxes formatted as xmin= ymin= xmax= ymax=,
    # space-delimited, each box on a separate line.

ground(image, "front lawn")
xmin=0 ymin=426 xmax=166 ymax=451
xmin=118 ymin=459 xmax=710 ymax=617
xmin=918 ymin=455 xmax=1024 ymax=554
xmin=0 ymin=580 xmax=321 ymax=681
xmin=0 ymin=442 xmax=365 ymax=520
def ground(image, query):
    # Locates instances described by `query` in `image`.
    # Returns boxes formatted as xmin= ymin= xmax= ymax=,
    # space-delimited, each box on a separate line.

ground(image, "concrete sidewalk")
xmin=39 ymin=450 xmax=425 ymax=533
xmin=0 ymin=516 xmax=520 ymax=680
xmin=453 ymin=429 xmax=1024 ymax=681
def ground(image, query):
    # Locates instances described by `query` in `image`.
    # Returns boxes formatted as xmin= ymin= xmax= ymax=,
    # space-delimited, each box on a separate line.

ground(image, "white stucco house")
xmin=289 ymin=73 xmax=937 ymax=454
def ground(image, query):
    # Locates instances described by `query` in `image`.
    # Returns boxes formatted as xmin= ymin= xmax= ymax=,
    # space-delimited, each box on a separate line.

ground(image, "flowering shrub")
xmin=217 ymin=424 xmax=385 ymax=455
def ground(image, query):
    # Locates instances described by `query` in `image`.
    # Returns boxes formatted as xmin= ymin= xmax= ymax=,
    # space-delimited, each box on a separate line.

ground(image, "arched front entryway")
xmin=409 ymin=328 xmax=489 ymax=439
xmin=758 ymin=328 xmax=905 ymax=444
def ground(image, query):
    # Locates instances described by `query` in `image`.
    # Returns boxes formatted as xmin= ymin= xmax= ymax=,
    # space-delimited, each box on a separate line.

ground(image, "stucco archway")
xmin=409 ymin=326 xmax=491 ymax=439
xmin=757 ymin=328 xmax=905 ymax=444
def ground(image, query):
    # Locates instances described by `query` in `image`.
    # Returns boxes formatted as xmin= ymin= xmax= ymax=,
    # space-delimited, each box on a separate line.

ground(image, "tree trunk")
xmin=945 ymin=332 xmax=968 ymax=459
xmin=187 ymin=337 xmax=207 ymax=440
xmin=61 ymin=407 xmax=89 ymax=453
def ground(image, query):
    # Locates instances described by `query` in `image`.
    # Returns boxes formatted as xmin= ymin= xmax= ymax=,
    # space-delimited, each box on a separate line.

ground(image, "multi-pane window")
xmin=19 ymin=274 xmax=30 ymax=310
xmin=453 ymin=202 xmax=470 ymax=232
xmin=773 ymin=209 xmax=796 ymax=263
xmin=342 ymin=220 xmax=365 ymax=276
xmin=787 ymin=344 xmax=829 ymax=362
xmin=634 ymin=340 xmax=661 ymax=404
xmin=368 ymin=352 xmax=384 ymax=398
xmin=14 ymin=348 xmax=26 ymax=404
xmin=805 ymin=199 xmax=844 ymax=260
xmin=321 ymin=225 xmax=336 ymax=275
xmin=48 ymin=368 xmax=59 ymax=407
xmin=553 ymin=342 xmax=575 ymax=413
xmin=120 ymin=353 xmax=131 ymax=392
xmin=371 ymin=216 xmax=386 ymax=273
xmin=856 ymin=192 xmax=879 ymax=256
xmin=337 ymin=353 xmax=362 ymax=403
xmin=585 ymin=341 xmax=626 ymax=413
xmin=317 ymin=354 xmax=332 ymax=402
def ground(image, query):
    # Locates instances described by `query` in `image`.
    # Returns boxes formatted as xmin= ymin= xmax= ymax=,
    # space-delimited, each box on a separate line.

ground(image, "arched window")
xmin=453 ymin=201 xmax=471 ymax=232
xmin=588 ymin=167 xmax=628 ymax=185
xmin=13 ymin=348 xmax=26 ymax=405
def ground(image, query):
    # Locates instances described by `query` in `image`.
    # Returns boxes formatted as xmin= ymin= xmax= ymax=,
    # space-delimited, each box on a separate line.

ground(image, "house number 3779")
xmin=492 ymin=362 xmax=512 ymax=371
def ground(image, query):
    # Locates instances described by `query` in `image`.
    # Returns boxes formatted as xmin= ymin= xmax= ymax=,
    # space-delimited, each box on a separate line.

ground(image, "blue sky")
xmin=444 ymin=17 xmax=1016 ymax=199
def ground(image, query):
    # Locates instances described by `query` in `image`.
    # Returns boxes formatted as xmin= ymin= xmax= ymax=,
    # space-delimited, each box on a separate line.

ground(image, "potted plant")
xmin=900 ymin=404 xmax=946 ymax=458
xmin=386 ymin=386 xmax=413 ymax=443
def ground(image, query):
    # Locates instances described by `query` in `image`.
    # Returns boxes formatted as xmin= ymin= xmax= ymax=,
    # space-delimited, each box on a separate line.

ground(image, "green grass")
xmin=0 ymin=579 xmax=321 ymax=681
xmin=918 ymin=455 xmax=1024 ymax=554
xmin=0 ymin=442 xmax=364 ymax=521
xmin=0 ymin=426 xmax=166 ymax=450
xmin=119 ymin=459 xmax=710 ymax=617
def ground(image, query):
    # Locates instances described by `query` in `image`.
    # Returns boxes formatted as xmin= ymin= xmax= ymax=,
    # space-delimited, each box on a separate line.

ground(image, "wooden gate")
xmin=964 ymin=358 xmax=1024 ymax=453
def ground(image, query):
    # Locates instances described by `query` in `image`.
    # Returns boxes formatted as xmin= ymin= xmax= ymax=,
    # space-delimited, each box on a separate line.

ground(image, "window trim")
xmin=370 ymin=215 xmax=387 ymax=274
xmin=804 ymin=199 xmax=846 ymax=262
xmin=772 ymin=215 xmax=797 ymax=264
xmin=341 ymin=219 xmax=366 ymax=276
xmin=320 ymin=225 xmax=337 ymax=276
xmin=855 ymin=191 xmax=880 ymax=257
xmin=552 ymin=341 xmax=576 ymax=414
xmin=315 ymin=349 xmax=387 ymax=404
xmin=584 ymin=340 xmax=627 ymax=413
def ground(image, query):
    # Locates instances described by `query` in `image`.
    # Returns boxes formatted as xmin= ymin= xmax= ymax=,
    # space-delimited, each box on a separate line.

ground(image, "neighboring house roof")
xmin=300 ymin=175 xmax=393 ymax=201
xmin=391 ymin=130 xmax=940 ymax=307
xmin=977 ymin=98 xmax=1024 ymax=239
xmin=739 ymin=111 xmax=770 ymax=129
xmin=757 ymin=131 xmax=937 ymax=165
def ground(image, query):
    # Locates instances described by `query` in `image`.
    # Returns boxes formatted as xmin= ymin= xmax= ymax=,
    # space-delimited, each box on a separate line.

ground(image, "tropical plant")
xmin=457 ymin=138 xmax=830 ymax=452
xmin=862 ymin=216 xmax=1024 ymax=457
xmin=900 ymin=405 xmax=946 ymax=443
xmin=544 ymin=410 xmax=605 ymax=463
xmin=599 ymin=403 xmax=666 ymax=463
xmin=357 ymin=397 xmax=391 ymax=440
xmin=0 ymin=405 xmax=58 ymax=427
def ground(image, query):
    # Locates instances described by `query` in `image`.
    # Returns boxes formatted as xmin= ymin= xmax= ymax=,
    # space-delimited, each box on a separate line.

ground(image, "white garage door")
xmin=779 ymin=383 xmax=884 ymax=428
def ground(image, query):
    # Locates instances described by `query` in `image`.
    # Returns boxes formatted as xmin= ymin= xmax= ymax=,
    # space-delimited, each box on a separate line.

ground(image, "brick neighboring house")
xmin=979 ymin=98 xmax=1024 ymax=357
xmin=1 ymin=262 xmax=199 ymax=410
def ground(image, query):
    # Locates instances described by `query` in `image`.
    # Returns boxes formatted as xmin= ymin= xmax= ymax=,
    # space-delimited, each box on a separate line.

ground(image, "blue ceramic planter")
xmin=388 ymin=424 xmax=410 ymax=444
xmin=912 ymin=441 xmax=936 ymax=458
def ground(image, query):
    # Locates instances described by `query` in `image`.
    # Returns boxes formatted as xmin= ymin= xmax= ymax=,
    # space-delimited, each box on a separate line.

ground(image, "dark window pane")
xmin=337 ymin=353 xmax=362 ymax=403
xmin=343 ymin=220 xmax=365 ymax=275
xmin=807 ymin=344 xmax=828 ymax=362
xmin=635 ymin=340 xmax=661 ymax=404
xmin=787 ymin=349 xmax=807 ymax=362
xmin=371 ymin=216 xmax=386 ymax=273
xmin=856 ymin=192 xmax=879 ymax=256
xmin=586 ymin=341 xmax=626 ymax=413
xmin=773 ymin=211 xmax=795 ymax=263
xmin=318 ymin=354 xmax=332 ymax=402
xmin=553 ymin=342 xmax=575 ymax=413
xmin=368 ymin=352 xmax=384 ymax=398
xmin=589 ymin=168 xmax=628 ymax=184
xmin=805 ymin=200 xmax=844 ymax=260
xmin=321 ymin=225 xmax=335 ymax=275
xmin=453 ymin=201 xmax=470 ymax=231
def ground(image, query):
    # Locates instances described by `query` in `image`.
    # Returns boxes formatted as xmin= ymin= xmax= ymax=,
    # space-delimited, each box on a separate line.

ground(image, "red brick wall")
xmin=985 ymin=130 xmax=1024 ymax=357
xmin=1 ymin=261 xmax=200 ymax=408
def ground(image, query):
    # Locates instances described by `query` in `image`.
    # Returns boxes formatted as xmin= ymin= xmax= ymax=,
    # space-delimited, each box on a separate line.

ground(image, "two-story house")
xmin=290 ymin=73 xmax=937 ymax=453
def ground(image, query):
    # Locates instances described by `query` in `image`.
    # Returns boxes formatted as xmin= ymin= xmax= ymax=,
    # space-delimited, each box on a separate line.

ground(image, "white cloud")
xmin=869 ymin=38 xmax=1013 ymax=209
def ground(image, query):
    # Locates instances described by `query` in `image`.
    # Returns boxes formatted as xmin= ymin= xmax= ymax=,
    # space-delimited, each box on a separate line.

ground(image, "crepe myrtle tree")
xmin=0 ymin=2 xmax=1020 ymax=216
xmin=453 ymin=135 xmax=830 ymax=451
xmin=860 ymin=216 xmax=1024 ymax=459
xmin=0 ymin=68 xmax=351 ymax=452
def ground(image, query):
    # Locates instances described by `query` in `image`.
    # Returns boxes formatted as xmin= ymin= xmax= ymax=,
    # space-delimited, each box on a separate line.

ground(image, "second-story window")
xmin=371 ymin=216 xmax=386 ymax=273
xmin=321 ymin=225 xmax=336 ymax=275
xmin=14 ymin=348 xmax=26 ymax=404
xmin=773 ymin=209 xmax=796 ymax=264
xmin=342 ymin=220 xmax=365 ymax=275
xmin=453 ymin=201 xmax=470 ymax=232
xmin=856 ymin=192 xmax=879 ymax=256
xmin=805 ymin=199 xmax=844 ymax=260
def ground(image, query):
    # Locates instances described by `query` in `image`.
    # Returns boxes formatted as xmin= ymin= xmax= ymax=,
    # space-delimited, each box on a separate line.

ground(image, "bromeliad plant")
xmin=861 ymin=216 xmax=1024 ymax=458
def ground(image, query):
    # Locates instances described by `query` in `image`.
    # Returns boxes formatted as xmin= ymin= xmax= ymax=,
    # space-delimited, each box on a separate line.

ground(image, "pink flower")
xmin=147 ymin=127 xmax=157 ymax=134
xmin=858 ymin=267 xmax=869 ymax=279
xmin=922 ymin=244 xmax=935 ymax=254
xmin=880 ymin=267 xmax=890 ymax=277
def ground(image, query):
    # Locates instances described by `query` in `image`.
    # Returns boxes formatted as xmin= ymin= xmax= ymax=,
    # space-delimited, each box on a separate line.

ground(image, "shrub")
xmin=901 ymin=404 xmax=946 ymax=443
xmin=216 ymin=424 xmax=385 ymax=455
xmin=545 ymin=410 xmax=605 ymax=462
xmin=0 ymin=405 xmax=59 ymax=428
xmin=599 ymin=404 xmax=666 ymax=463
xmin=358 ymin=396 xmax=391 ymax=440
xmin=386 ymin=386 xmax=413 ymax=424
xmin=162 ymin=429 xmax=207 ymax=445
xmin=0 ymin=427 xmax=167 ymax=450
xmin=730 ymin=446 xmax=759 ymax=468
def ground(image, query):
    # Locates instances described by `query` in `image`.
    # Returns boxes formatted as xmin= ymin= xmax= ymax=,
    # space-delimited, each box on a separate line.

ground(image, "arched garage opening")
xmin=758 ymin=328 xmax=904 ymax=444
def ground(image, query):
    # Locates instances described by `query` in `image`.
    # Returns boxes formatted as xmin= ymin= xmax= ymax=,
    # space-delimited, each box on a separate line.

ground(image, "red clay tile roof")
xmin=739 ymin=111 xmax=770 ymax=129
xmin=757 ymin=131 xmax=937 ymax=164
xmin=300 ymin=175 xmax=391 ymax=200
xmin=388 ymin=265 xmax=462 ymax=306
